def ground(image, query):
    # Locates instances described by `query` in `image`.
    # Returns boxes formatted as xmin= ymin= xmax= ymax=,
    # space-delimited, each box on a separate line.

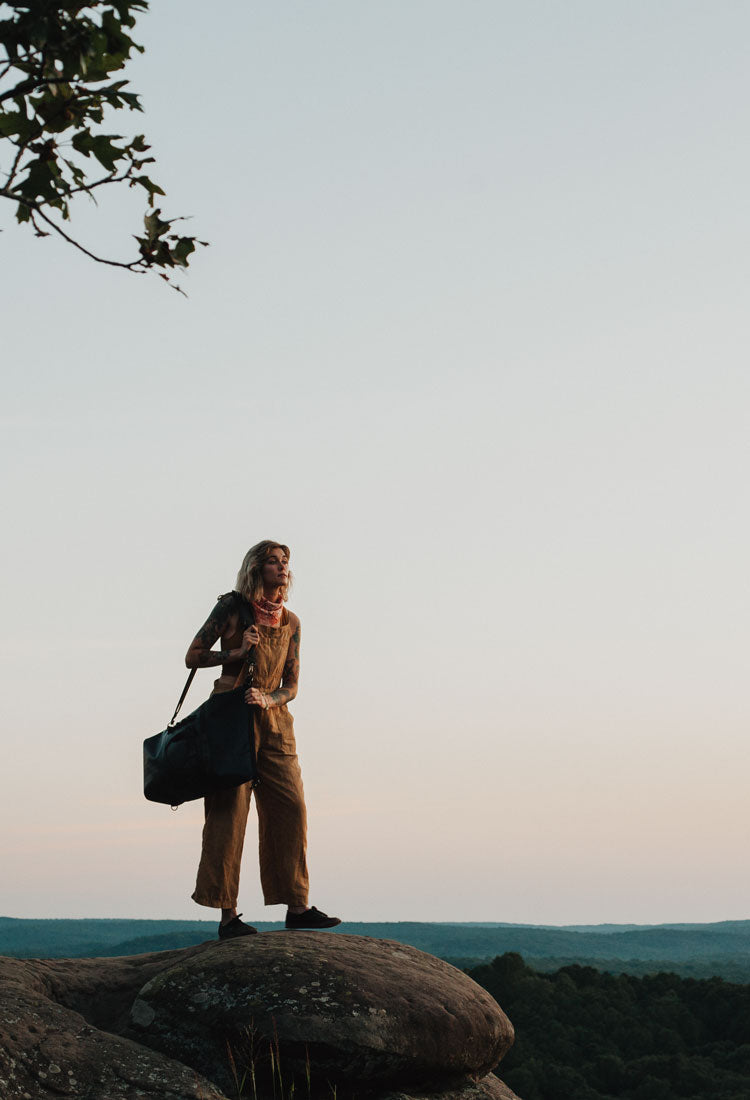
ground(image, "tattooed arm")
xmin=185 ymin=597 xmax=259 ymax=669
xmin=246 ymin=614 xmax=301 ymax=708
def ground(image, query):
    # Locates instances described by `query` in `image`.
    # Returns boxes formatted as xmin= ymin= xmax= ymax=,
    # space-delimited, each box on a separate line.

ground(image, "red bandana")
xmin=252 ymin=597 xmax=284 ymax=627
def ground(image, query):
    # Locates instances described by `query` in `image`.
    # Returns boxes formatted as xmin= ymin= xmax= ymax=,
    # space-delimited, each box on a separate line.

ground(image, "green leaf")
xmin=172 ymin=236 xmax=196 ymax=266
xmin=154 ymin=241 xmax=175 ymax=267
xmin=71 ymin=130 xmax=94 ymax=156
xmin=134 ymin=174 xmax=165 ymax=201
xmin=0 ymin=110 xmax=37 ymax=140
xmin=143 ymin=208 xmax=170 ymax=242
xmin=90 ymin=134 xmax=125 ymax=171
xmin=19 ymin=157 xmax=60 ymax=202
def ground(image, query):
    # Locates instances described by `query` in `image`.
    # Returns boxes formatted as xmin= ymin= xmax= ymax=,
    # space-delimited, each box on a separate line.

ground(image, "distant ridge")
xmin=1 ymin=917 xmax=749 ymax=980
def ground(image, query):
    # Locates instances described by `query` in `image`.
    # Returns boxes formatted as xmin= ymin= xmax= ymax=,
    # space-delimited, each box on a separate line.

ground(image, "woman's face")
xmin=262 ymin=547 xmax=289 ymax=591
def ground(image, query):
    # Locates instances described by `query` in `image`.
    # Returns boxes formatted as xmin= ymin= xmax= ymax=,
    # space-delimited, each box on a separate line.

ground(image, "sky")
xmin=1 ymin=0 xmax=749 ymax=925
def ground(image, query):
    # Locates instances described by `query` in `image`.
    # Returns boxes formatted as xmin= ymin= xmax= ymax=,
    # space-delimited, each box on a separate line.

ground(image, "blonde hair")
xmin=235 ymin=541 xmax=292 ymax=602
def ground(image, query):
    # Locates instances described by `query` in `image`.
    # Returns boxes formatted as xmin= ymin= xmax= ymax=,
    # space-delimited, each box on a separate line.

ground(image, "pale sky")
xmin=1 ymin=1 xmax=749 ymax=925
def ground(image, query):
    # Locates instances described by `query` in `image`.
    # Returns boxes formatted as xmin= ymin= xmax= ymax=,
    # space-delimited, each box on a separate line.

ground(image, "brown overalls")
xmin=192 ymin=607 xmax=309 ymax=909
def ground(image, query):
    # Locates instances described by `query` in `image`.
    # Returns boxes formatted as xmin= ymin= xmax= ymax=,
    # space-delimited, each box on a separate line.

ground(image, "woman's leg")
xmin=192 ymin=780 xmax=254 ymax=909
xmin=254 ymin=748 xmax=310 ymax=908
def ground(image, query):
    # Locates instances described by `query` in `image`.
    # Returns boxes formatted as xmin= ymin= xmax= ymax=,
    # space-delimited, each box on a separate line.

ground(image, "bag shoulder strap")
xmin=169 ymin=669 xmax=196 ymax=727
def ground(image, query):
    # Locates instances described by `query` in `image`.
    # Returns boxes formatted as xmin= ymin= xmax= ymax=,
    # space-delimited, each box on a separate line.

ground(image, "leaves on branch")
xmin=0 ymin=1 xmax=205 ymax=290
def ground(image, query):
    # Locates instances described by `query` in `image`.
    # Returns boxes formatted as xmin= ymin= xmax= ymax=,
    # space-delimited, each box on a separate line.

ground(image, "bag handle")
xmin=168 ymin=596 xmax=256 ymax=727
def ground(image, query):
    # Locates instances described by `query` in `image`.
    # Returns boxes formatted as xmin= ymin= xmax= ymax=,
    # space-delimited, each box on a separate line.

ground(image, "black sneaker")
xmin=285 ymin=906 xmax=341 ymax=930
xmin=218 ymin=913 xmax=258 ymax=939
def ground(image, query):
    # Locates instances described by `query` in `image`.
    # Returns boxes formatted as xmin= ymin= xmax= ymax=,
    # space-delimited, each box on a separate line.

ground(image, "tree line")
xmin=468 ymin=953 xmax=750 ymax=1100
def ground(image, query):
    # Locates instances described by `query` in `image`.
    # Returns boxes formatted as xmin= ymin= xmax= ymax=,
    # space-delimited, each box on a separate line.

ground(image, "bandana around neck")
xmin=252 ymin=596 xmax=284 ymax=627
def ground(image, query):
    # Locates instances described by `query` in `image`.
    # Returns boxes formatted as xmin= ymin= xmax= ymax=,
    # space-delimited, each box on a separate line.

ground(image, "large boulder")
xmin=128 ymin=932 xmax=514 ymax=1094
xmin=0 ymin=934 xmax=519 ymax=1100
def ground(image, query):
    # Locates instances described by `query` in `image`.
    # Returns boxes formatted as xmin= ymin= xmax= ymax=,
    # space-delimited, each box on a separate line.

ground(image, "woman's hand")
xmin=245 ymin=686 xmax=269 ymax=709
xmin=236 ymin=626 xmax=260 ymax=657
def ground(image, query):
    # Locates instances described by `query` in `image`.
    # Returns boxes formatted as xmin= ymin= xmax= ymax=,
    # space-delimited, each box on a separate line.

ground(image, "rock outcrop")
xmin=0 ymin=933 xmax=520 ymax=1100
xmin=0 ymin=945 xmax=223 ymax=1099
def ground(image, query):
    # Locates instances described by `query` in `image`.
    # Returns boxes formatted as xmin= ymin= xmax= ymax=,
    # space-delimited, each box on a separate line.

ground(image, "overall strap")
xmin=234 ymin=595 xmax=257 ymax=690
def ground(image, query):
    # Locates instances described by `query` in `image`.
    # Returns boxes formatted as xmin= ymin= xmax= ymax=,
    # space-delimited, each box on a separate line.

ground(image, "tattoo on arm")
xmin=194 ymin=648 xmax=234 ymax=668
xmin=265 ymin=686 xmax=294 ymax=706
xmin=186 ymin=599 xmax=234 ymax=669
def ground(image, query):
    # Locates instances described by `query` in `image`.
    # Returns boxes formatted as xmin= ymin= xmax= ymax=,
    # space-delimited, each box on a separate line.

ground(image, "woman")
xmin=185 ymin=540 xmax=340 ymax=939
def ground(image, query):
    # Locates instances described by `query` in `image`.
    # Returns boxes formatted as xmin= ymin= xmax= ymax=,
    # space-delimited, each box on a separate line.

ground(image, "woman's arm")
xmin=185 ymin=599 xmax=259 ymax=669
xmin=247 ymin=614 xmax=301 ymax=709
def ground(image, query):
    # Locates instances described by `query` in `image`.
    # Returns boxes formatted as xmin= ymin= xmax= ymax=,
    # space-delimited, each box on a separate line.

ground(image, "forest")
xmin=469 ymin=953 xmax=750 ymax=1100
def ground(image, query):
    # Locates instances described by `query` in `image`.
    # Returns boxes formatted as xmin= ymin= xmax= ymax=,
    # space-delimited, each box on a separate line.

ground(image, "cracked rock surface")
xmin=1 ymin=933 xmax=517 ymax=1100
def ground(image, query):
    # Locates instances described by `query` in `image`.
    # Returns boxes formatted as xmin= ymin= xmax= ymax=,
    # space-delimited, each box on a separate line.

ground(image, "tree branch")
xmin=0 ymin=58 xmax=19 ymax=81
xmin=0 ymin=1 xmax=203 ymax=289
xmin=65 ymin=163 xmax=137 ymax=196
xmin=0 ymin=72 xmax=87 ymax=105
xmin=0 ymin=48 xmax=37 ymax=79
xmin=0 ymin=76 xmax=39 ymax=105
xmin=3 ymin=138 xmax=32 ymax=190
xmin=3 ymin=192 xmax=146 ymax=270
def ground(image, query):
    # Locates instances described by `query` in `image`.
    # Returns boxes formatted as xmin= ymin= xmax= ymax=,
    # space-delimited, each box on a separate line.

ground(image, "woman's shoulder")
xmin=213 ymin=590 xmax=254 ymax=629
xmin=216 ymin=590 xmax=244 ymax=607
xmin=285 ymin=608 xmax=300 ymax=630
xmin=221 ymin=590 xmax=259 ymax=628
xmin=213 ymin=590 xmax=242 ymax=617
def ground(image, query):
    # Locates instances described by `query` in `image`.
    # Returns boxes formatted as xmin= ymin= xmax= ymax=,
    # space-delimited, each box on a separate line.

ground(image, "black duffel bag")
xmin=143 ymin=658 xmax=258 ymax=808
